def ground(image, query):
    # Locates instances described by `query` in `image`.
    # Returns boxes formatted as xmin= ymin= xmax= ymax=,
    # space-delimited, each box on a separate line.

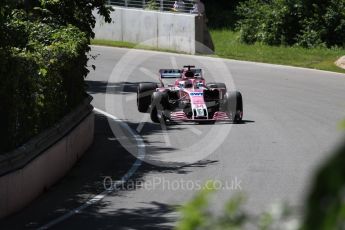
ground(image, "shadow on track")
xmin=1 ymin=80 xmax=251 ymax=229
xmin=0 ymin=113 xmax=218 ymax=230
xmin=237 ymin=120 xmax=255 ymax=124
xmin=63 ymin=201 xmax=177 ymax=230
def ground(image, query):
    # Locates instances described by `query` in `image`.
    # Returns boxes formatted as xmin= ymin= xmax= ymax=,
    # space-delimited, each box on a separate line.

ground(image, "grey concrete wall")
xmin=94 ymin=7 xmax=205 ymax=54
xmin=0 ymin=112 xmax=94 ymax=218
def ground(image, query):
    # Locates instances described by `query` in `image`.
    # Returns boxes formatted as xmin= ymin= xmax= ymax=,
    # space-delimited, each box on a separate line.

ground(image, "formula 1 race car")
xmin=137 ymin=66 xmax=243 ymax=124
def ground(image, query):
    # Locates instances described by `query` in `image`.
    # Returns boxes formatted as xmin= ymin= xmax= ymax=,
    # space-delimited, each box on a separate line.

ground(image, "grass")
xmin=210 ymin=30 xmax=345 ymax=74
xmin=91 ymin=30 xmax=345 ymax=74
xmin=91 ymin=39 xmax=136 ymax=49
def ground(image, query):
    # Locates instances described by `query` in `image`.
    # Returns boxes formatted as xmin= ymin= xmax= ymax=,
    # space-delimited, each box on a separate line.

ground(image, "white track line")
xmin=37 ymin=108 xmax=146 ymax=230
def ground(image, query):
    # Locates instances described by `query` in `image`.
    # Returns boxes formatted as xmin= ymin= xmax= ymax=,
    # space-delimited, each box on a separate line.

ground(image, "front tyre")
xmin=225 ymin=91 xmax=243 ymax=123
xmin=150 ymin=105 xmax=160 ymax=123
xmin=150 ymin=92 xmax=168 ymax=123
xmin=137 ymin=83 xmax=157 ymax=113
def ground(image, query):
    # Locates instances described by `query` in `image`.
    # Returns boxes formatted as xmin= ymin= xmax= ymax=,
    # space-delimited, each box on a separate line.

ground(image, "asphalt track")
xmin=1 ymin=46 xmax=345 ymax=229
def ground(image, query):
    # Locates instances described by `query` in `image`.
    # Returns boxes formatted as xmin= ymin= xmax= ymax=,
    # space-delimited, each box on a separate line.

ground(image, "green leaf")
xmin=39 ymin=68 xmax=47 ymax=76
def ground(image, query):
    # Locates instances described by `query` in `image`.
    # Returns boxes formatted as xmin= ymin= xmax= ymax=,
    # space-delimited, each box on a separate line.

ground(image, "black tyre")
xmin=150 ymin=92 xmax=168 ymax=123
xmin=206 ymin=82 xmax=227 ymax=90
xmin=150 ymin=105 xmax=160 ymax=123
xmin=225 ymin=91 xmax=243 ymax=123
xmin=137 ymin=83 xmax=157 ymax=113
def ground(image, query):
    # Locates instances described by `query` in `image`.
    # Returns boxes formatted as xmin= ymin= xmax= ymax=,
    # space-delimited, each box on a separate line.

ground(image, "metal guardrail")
xmin=107 ymin=0 xmax=197 ymax=14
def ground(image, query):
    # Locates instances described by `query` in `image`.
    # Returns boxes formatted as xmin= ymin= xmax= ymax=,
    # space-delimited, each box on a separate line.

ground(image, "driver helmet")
xmin=185 ymin=70 xmax=194 ymax=78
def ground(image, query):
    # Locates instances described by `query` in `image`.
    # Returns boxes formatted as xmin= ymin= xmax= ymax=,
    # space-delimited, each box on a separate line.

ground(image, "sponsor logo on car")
xmin=190 ymin=92 xmax=203 ymax=97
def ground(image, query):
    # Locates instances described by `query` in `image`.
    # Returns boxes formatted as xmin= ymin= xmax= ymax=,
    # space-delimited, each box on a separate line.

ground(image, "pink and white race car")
xmin=137 ymin=66 xmax=243 ymax=124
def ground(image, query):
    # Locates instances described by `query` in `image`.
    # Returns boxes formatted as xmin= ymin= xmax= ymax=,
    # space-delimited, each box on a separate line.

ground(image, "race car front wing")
xmin=169 ymin=111 xmax=230 ymax=122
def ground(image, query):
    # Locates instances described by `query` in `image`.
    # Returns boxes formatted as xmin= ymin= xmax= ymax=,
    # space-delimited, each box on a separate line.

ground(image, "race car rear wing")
xmin=159 ymin=69 xmax=182 ymax=78
xmin=159 ymin=68 xmax=203 ymax=78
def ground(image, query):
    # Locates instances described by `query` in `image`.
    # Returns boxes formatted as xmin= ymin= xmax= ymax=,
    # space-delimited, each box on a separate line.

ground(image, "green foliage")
xmin=145 ymin=0 xmax=159 ymax=10
xmin=237 ymin=0 xmax=345 ymax=48
xmin=0 ymin=0 xmax=111 ymax=153
xmin=176 ymin=182 xmax=298 ymax=230
xmin=211 ymin=30 xmax=345 ymax=73
xmin=203 ymin=0 xmax=243 ymax=29
xmin=176 ymin=181 xmax=216 ymax=230
xmin=303 ymin=141 xmax=345 ymax=229
xmin=212 ymin=195 xmax=246 ymax=230
xmin=0 ymin=49 xmax=40 ymax=150
xmin=340 ymin=120 xmax=345 ymax=130
xmin=237 ymin=0 xmax=301 ymax=45
xmin=36 ymin=0 xmax=112 ymax=38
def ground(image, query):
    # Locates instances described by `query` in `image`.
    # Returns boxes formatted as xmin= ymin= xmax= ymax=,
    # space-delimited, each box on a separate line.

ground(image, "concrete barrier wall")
xmin=94 ymin=7 xmax=205 ymax=54
xmin=0 ymin=101 xmax=94 ymax=218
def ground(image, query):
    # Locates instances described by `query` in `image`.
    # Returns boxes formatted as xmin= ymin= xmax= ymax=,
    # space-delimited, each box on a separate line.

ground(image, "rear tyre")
xmin=225 ymin=91 xmax=243 ymax=123
xmin=137 ymin=83 xmax=157 ymax=113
